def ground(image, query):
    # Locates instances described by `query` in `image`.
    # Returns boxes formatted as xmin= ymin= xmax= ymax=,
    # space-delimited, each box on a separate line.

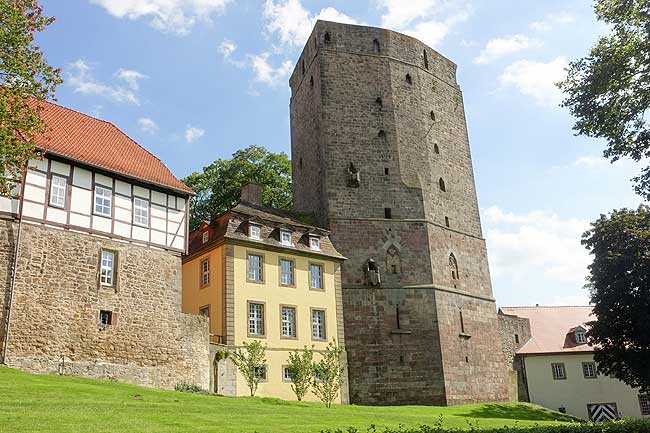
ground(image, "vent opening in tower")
xmin=439 ymin=177 xmax=446 ymax=191
xmin=434 ymin=143 xmax=440 ymax=154
xmin=384 ymin=208 xmax=392 ymax=219
xmin=430 ymin=111 xmax=436 ymax=121
xmin=378 ymin=130 xmax=386 ymax=139
xmin=324 ymin=32 xmax=331 ymax=43
xmin=424 ymin=49 xmax=429 ymax=69
xmin=373 ymin=38 xmax=380 ymax=53
xmin=376 ymin=96 xmax=383 ymax=108
xmin=406 ymin=73 xmax=412 ymax=85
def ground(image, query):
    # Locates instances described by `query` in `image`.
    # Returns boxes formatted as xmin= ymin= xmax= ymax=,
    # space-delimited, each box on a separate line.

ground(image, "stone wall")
xmin=1 ymin=221 xmax=209 ymax=389
xmin=498 ymin=312 xmax=532 ymax=402
xmin=290 ymin=21 xmax=509 ymax=405
xmin=0 ymin=218 xmax=17 ymax=361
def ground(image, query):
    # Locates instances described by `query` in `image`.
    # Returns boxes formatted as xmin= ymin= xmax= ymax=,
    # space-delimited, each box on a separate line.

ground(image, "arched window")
xmin=324 ymin=32 xmax=331 ymax=43
xmin=434 ymin=143 xmax=440 ymax=154
xmin=424 ymin=49 xmax=429 ymax=69
xmin=373 ymin=38 xmax=381 ymax=53
xmin=405 ymin=73 xmax=412 ymax=85
xmin=439 ymin=177 xmax=446 ymax=192
xmin=449 ymin=253 xmax=459 ymax=280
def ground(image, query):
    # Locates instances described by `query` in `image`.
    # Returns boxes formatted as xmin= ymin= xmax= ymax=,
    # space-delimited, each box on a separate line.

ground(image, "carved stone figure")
xmin=347 ymin=162 xmax=360 ymax=188
xmin=365 ymin=259 xmax=381 ymax=286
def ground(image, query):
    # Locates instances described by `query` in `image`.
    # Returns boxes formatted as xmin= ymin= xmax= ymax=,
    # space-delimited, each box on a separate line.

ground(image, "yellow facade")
xmin=183 ymin=240 xmax=344 ymax=402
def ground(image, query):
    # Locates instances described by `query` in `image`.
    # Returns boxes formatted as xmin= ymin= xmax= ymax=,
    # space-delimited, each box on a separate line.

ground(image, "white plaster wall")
xmin=73 ymin=167 xmax=92 ymax=189
xmin=70 ymin=187 xmax=91 ymax=214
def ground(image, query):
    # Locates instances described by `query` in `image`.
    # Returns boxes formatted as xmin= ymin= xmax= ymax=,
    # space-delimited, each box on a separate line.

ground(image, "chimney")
xmin=240 ymin=182 xmax=264 ymax=205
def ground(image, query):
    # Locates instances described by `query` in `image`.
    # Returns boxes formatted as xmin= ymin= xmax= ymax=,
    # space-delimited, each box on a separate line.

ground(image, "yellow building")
xmin=182 ymin=184 xmax=348 ymax=402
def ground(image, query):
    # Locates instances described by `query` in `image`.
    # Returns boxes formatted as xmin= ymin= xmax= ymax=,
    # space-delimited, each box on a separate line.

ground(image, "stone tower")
xmin=289 ymin=21 xmax=509 ymax=405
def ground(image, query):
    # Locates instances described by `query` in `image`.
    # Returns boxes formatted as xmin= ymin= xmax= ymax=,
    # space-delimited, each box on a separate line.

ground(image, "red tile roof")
xmin=33 ymin=100 xmax=193 ymax=194
xmin=500 ymin=306 xmax=595 ymax=355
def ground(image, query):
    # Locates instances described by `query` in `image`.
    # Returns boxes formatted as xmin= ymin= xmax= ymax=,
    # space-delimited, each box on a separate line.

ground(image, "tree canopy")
xmin=182 ymin=145 xmax=292 ymax=230
xmin=582 ymin=205 xmax=650 ymax=392
xmin=0 ymin=0 xmax=62 ymax=195
xmin=558 ymin=0 xmax=650 ymax=199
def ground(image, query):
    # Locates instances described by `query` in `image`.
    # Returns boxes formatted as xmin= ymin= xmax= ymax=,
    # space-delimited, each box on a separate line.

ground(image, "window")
xmin=199 ymin=305 xmax=210 ymax=318
xmin=99 ymin=310 xmax=112 ymax=327
xmin=384 ymin=167 xmax=389 ymax=175
xmin=202 ymin=231 xmax=209 ymax=243
xmin=281 ymin=306 xmax=296 ymax=338
xmin=200 ymin=258 xmax=210 ymax=288
xmin=514 ymin=334 xmax=520 ymax=344
xmin=445 ymin=216 xmax=450 ymax=227
xmin=279 ymin=259 xmax=294 ymax=286
xmin=310 ymin=263 xmax=323 ymax=290
xmin=253 ymin=366 xmax=267 ymax=381
xmin=459 ymin=310 xmax=465 ymax=334
xmin=310 ymin=76 xmax=314 ymax=87
xmin=378 ymin=130 xmax=386 ymax=139
xmin=49 ymin=175 xmax=67 ymax=208
xmin=280 ymin=230 xmax=292 ymax=246
xmin=283 ymin=366 xmax=292 ymax=382
xmin=430 ymin=111 xmax=436 ymax=121
xmin=100 ymin=250 xmax=116 ymax=287
xmin=94 ymin=185 xmax=112 ymax=216
xmin=324 ymin=32 xmax=331 ymax=43
xmin=439 ymin=178 xmax=446 ymax=192
xmin=248 ymin=302 xmax=265 ymax=336
xmin=301 ymin=59 xmax=305 ymax=75
xmin=406 ymin=73 xmax=412 ymax=85
xmin=639 ymin=394 xmax=650 ymax=416
xmin=249 ymin=224 xmax=261 ymax=240
xmin=582 ymin=362 xmax=597 ymax=379
xmin=133 ymin=197 xmax=149 ymax=226
xmin=434 ymin=143 xmax=440 ymax=154
xmin=309 ymin=236 xmax=320 ymax=250
xmin=372 ymin=38 xmax=380 ymax=53
xmin=576 ymin=329 xmax=587 ymax=344
xmin=248 ymin=254 xmax=264 ymax=282
xmin=376 ymin=96 xmax=383 ymax=107
xmin=312 ymin=309 xmax=326 ymax=340
xmin=384 ymin=208 xmax=392 ymax=219
xmin=423 ymin=49 xmax=429 ymax=69
xmin=552 ymin=363 xmax=566 ymax=380
xmin=449 ymin=253 xmax=459 ymax=280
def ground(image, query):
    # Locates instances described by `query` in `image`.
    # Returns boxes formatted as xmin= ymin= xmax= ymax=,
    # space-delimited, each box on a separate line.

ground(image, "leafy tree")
xmin=558 ymin=0 xmax=650 ymax=199
xmin=230 ymin=340 xmax=267 ymax=397
xmin=182 ymin=145 xmax=292 ymax=230
xmin=311 ymin=340 xmax=345 ymax=408
xmin=0 ymin=0 xmax=62 ymax=195
xmin=582 ymin=205 xmax=650 ymax=392
xmin=286 ymin=345 xmax=314 ymax=401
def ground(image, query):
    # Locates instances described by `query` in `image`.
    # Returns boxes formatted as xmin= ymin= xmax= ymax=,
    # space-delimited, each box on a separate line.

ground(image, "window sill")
xmin=459 ymin=332 xmax=472 ymax=339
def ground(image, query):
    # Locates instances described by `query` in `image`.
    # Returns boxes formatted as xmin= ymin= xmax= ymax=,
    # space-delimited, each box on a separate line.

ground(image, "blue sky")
xmin=38 ymin=0 xmax=645 ymax=307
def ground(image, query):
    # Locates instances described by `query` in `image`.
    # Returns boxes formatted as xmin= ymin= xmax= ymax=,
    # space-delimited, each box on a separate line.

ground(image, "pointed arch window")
xmin=439 ymin=177 xmax=446 ymax=192
xmin=373 ymin=38 xmax=381 ymax=53
xmin=449 ymin=253 xmax=459 ymax=280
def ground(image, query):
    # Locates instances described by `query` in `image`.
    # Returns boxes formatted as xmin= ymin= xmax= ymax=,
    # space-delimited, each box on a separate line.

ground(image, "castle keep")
xmin=290 ymin=21 xmax=509 ymax=405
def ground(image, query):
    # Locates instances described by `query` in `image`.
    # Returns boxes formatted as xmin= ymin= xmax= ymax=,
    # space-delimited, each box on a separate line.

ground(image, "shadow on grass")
xmin=461 ymin=403 xmax=580 ymax=423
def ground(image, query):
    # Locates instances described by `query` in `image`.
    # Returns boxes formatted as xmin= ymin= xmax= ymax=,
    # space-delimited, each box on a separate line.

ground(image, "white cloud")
xmin=474 ymin=34 xmax=534 ymax=65
xmin=263 ymin=0 xmax=359 ymax=48
xmin=482 ymin=206 xmax=591 ymax=295
xmin=378 ymin=0 xmax=471 ymax=48
xmin=67 ymin=60 xmax=144 ymax=105
xmin=249 ymin=52 xmax=293 ymax=88
xmin=530 ymin=11 xmax=575 ymax=32
xmin=184 ymin=125 xmax=205 ymax=143
xmin=219 ymin=39 xmax=237 ymax=58
xmin=89 ymin=0 xmax=230 ymax=35
xmin=499 ymin=57 xmax=568 ymax=108
xmin=138 ymin=117 xmax=158 ymax=134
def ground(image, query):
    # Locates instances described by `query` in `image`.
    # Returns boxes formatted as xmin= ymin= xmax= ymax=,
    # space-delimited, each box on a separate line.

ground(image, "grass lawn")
xmin=0 ymin=367 xmax=578 ymax=433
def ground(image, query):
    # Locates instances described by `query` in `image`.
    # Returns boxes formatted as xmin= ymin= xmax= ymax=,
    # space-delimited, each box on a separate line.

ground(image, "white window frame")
xmin=552 ymin=362 xmax=566 ymax=380
xmin=99 ymin=310 xmax=112 ymax=327
xmin=281 ymin=306 xmax=296 ymax=338
xmin=202 ymin=231 xmax=209 ymax=243
xmin=94 ymin=185 xmax=112 ymax=217
xmin=280 ymin=230 xmax=292 ymax=246
xmin=279 ymin=259 xmax=294 ymax=286
xmin=100 ymin=250 xmax=116 ymax=287
xmin=309 ymin=263 xmax=323 ymax=290
xmin=576 ymin=329 xmax=587 ymax=344
xmin=248 ymin=302 xmax=265 ymax=336
xmin=309 ymin=236 xmax=320 ymax=250
xmin=49 ymin=175 xmax=67 ymax=208
xmin=247 ymin=254 xmax=263 ymax=282
xmin=311 ymin=309 xmax=326 ymax=340
xmin=282 ymin=366 xmax=292 ymax=382
xmin=200 ymin=258 xmax=210 ymax=288
xmin=582 ymin=362 xmax=597 ymax=379
xmin=133 ymin=197 xmax=149 ymax=226
xmin=249 ymin=224 xmax=261 ymax=240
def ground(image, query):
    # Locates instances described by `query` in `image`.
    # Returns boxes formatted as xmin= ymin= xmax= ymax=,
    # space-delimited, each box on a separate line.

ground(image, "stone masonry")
xmin=290 ymin=21 xmax=510 ymax=405
xmin=0 ymin=219 xmax=209 ymax=389
xmin=498 ymin=311 xmax=532 ymax=402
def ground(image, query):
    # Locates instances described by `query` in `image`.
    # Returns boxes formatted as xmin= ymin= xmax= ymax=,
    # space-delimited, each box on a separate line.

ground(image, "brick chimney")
xmin=240 ymin=182 xmax=264 ymax=205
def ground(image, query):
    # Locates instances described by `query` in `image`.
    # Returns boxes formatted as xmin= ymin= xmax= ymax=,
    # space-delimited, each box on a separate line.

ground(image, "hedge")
xmin=320 ymin=419 xmax=650 ymax=433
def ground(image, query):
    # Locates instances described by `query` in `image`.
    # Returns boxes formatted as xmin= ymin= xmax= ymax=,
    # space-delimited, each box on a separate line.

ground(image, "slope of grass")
xmin=0 ymin=367 xmax=578 ymax=433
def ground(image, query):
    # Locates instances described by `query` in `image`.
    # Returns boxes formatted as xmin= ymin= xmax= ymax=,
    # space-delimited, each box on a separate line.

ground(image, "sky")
xmin=37 ymin=0 xmax=646 ymax=307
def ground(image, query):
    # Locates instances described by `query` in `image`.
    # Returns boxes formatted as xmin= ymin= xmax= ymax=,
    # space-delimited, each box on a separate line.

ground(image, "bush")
xmin=174 ymin=383 xmax=207 ymax=394
xmin=320 ymin=419 xmax=650 ymax=433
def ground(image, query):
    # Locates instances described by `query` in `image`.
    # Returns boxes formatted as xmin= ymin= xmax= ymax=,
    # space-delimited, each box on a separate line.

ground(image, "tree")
xmin=230 ymin=340 xmax=267 ymax=397
xmin=558 ymin=0 xmax=650 ymax=199
xmin=582 ymin=206 xmax=650 ymax=392
xmin=286 ymin=346 xmax=314 ymax=401
xmin=311 ymin=340 xmax=345 ymax=408
xmin=182 ymin=145 xmax=292 ymax=230
xmin=0 ymin=0 xmax=62 ymax=196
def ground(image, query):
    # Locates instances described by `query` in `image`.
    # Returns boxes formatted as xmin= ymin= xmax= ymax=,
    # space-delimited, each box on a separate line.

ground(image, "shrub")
xmin=174 ymin=383 xmax=206 ymax=394
xmin=312 ymin=340 xmax=344 ymax=408
xmin=231 ymin=340 xmax=267 ymax=397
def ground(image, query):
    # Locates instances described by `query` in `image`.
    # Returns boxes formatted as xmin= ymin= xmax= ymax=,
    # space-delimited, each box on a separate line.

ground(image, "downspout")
xmin=1 ymin=168 xmax=27 ymax=365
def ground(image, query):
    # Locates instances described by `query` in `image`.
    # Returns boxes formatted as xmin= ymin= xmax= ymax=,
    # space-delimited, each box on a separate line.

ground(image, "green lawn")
xmin=0 ymin=367 xmax=578 ymax=433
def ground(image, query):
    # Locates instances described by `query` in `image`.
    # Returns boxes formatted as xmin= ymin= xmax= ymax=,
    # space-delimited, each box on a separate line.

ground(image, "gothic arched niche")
xmin=449 ymin=253 xmax=459 ymax=280
xmin=386 ymin=244 xmax=401 ymax=274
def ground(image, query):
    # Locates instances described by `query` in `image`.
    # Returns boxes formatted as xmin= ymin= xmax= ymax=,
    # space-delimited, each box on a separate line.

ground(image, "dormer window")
xmin=249 ymin=224 xmax=261 ymax=240
xmin=280 ymin=230 xmax=292 ymax=246
xmin=202 ymin=231 xmax=209 ymax=244
xmin=309 ymin=236 xmax=320 ymax=250
xmin=575 ymin=329 xmax=587 ymax=344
